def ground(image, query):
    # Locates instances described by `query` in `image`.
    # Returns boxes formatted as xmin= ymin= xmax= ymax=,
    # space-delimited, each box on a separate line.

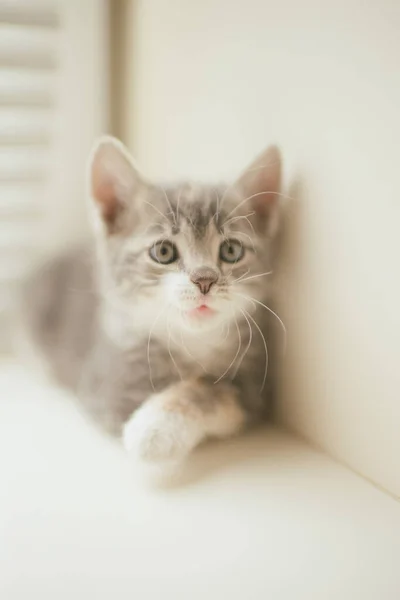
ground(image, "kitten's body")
xmin=23 ymin=140 xmax=283 ymax=463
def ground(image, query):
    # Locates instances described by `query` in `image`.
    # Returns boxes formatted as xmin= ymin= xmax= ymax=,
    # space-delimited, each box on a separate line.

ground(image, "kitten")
xmin=22 ymin=137 xmax=283 ymax=464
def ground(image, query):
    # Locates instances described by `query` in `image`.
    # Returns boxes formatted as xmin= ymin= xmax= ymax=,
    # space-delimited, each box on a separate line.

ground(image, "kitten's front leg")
xmin=122 ymin=379 xmax=247 ymax=463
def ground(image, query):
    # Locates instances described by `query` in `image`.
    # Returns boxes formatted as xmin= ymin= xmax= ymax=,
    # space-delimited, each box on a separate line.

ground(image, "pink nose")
xmin=190 ymin=268 xmax=218 ymax=295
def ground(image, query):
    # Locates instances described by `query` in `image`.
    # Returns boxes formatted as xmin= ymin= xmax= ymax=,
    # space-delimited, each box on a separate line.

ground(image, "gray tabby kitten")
xmin=24 ymin=137 xmax=283 ymax=464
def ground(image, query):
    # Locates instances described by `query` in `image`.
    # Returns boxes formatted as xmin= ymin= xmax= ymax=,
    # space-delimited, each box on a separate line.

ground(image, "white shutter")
xmin=0 ymin=0 xmax=109 ymax=351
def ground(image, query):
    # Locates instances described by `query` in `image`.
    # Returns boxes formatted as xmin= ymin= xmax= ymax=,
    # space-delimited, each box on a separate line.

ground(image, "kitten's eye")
xmin=219 ymin=239 xmax=244 ymax=263
xmin=149 ymin=240 xmax=178 ymax=265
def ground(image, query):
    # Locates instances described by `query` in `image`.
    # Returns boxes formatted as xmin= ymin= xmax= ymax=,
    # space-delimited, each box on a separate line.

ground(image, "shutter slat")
xmin=0 ymin=69 xmax=56 ymax=107
xmin=0 ymin=108 xmax=53 ymax=144
xmin=0 ymin=183 xmax=44 ymax=217
xmin=0 ymin=222 xmax=38 ymax=248
xmin=0 ymin=2 xmax=59 ymax=28
xmin=0 ymin=147 xmax=52 ymax=181
xmin=0 ymin=23 xmax=59 ymax=69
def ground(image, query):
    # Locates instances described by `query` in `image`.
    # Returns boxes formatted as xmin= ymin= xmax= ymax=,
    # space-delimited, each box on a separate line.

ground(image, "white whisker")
xmin=223 ymin=213 xmax=257 ymax=238
xmin=234 ymin=231 xmax=256 ymax=252
xmin=235 ymin=271 xmax=273 ymax=284
xmin=176 ymin=187 xmax=183 ymax=218
xmin=223 ymin=212 xmax=255 ymax=227
xmin=223 ymin=190 xmax=293 ymax=224
xmin=235 ymin=292 xmax=287 ymax=351
xmin=231 ymin=269 xmax=250 ymax=284
xmin=218 ymin=160 xmax=287 ymax=213
xmin=159 ymin=186 xmax=177 ymax=225
xmin=242 ymin=307 xmax=269 ymax=391
xmin=220 ymin=318 xmax=231 ymax=343
xmin=215 ymin=188 xmax=221 ymax=221
xmin=240 ymin=215 xmax=257 ymax=237
xmin=211 ymin=187 xmax=222 ymax=223
xmin=143 ymin=199 xmax=170 ymax=224
xmin=232 ymin=309 xmax=253 ymax=377
xmin=223 ymin=193 xmax=268 ymax=222
xmin=214 ymin=309 xmax=242 ymax=383
xmin=140 ymin=221 xmax=165 ymax=237
xmin=218 ymin=181 xmax=238 ymax=214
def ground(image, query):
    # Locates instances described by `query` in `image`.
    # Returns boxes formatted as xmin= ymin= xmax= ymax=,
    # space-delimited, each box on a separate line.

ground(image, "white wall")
xmin=121 ymin=0 xmax=400 ymax=498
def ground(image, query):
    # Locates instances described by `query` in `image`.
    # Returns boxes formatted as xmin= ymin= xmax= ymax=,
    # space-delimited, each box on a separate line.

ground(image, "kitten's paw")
xmin=122 ymin=402 xmax=204 ymax=464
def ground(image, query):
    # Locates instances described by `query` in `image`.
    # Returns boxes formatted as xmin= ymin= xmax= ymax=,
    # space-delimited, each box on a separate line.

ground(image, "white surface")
xmin=1 ymin=364 xmax=400 ymax=600
xmin=120 ymin=0 xmax=400 ymax=498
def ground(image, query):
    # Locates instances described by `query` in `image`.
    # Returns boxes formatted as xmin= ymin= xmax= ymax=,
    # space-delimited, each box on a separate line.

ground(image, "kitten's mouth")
xmin=187 ymin=304 xmax=215 ymax=318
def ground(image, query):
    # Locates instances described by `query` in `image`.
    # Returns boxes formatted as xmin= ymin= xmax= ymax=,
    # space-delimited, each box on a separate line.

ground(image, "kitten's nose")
xmin=190 ymin=268 xmax=218 ymax=295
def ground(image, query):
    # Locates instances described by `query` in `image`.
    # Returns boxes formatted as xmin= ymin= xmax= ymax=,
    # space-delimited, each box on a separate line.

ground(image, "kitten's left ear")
xmin=236 ymin=145 xmax=282 ymax=236
xmin=88 ymin=135 xmax=143 ymax=232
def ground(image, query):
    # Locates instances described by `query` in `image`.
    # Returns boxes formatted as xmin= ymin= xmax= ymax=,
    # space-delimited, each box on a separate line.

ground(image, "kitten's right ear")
xmin=89 ymin=136 xmax=142 ymax=231
xmin=235 ymin=145 xmax=282 ymax=236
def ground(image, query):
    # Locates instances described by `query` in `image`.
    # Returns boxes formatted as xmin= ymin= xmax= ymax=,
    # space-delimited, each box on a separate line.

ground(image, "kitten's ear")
xmin=89 ymin=136 xmax=142 ymax=232
xmin=236 ymin=145 xmax=282 ymax=235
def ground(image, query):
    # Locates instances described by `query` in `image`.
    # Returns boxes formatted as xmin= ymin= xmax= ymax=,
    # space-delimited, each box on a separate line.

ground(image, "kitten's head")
xmin=88 ymin=137 xmax=281 ymax=338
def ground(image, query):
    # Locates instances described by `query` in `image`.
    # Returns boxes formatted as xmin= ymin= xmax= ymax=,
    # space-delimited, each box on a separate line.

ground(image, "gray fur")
xmin=22 ymin=141 xmax=282 ymax=438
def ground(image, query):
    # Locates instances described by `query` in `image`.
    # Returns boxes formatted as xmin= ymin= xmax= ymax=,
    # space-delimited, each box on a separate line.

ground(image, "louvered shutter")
xmin=0 ymin=0 xmax=109 ymax=351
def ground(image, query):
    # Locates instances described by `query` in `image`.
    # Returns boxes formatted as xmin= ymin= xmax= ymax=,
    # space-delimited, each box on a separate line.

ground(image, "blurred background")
xmin=1 ymin=0 xmax=399 ymax=513
xmin=0 ymin=0 xmax=107 ymax=347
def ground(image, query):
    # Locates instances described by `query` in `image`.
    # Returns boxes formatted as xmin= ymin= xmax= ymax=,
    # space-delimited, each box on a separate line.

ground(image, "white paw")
xmin=122 ymin=402 xmax=204 ymax=463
